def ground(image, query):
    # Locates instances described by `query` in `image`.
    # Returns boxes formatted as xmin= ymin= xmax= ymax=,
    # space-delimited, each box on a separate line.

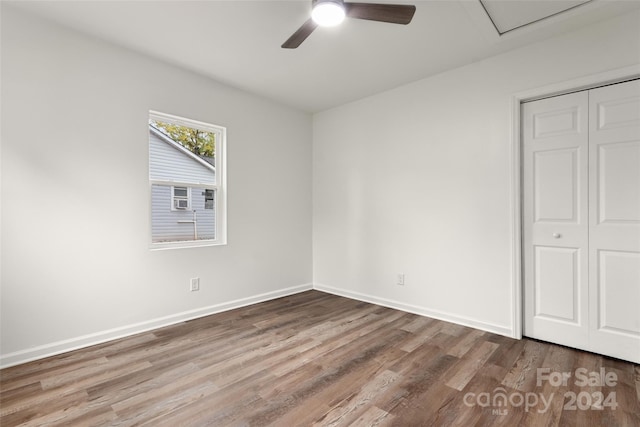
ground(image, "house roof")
xmin=149 ymin=125 xmax=215 ymax=172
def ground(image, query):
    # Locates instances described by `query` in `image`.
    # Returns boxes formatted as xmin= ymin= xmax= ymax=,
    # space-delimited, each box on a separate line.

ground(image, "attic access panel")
xmin=480 ymin=0 xmax=593 ymax=35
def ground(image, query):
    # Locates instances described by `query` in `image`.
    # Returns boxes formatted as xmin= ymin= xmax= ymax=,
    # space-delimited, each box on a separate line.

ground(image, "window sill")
xmin=149 ymin=239 xmax=226 ymax=251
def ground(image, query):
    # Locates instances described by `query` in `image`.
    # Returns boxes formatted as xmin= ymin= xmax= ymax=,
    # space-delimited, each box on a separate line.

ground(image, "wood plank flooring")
xmin=1 ymin=290 xmax=639 ymax=426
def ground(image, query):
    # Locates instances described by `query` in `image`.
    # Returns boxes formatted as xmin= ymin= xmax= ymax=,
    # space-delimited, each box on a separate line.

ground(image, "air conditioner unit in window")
xmin=174 ymin=199 xmax=189 ymax=209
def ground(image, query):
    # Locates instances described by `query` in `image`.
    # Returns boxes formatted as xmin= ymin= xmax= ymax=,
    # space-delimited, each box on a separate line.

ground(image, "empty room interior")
xmin=1 ymin=0 xmax=639 ymax=425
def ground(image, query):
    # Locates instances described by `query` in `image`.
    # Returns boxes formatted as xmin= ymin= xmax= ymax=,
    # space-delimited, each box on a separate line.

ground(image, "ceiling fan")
xmin=282 ymin=0 xmax=416 ymax=49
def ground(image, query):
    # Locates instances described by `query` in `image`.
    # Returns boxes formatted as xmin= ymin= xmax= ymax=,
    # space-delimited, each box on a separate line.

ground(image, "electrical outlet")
xmin=190 ymin=277 xmax=200 ymax=292
xmin=397 ymin=273 xmax=405 ymax=286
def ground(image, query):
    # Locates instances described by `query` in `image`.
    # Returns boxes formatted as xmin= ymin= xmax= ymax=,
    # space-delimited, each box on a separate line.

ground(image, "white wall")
xmin=313 ymin=11 xmax=640 ymax=336
xmin=0 ymin=7 xmax=312 ymax=367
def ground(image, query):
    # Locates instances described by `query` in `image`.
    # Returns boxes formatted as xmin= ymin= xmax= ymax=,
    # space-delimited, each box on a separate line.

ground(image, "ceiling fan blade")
xmin=282 ymin=19 xmax=319 ymax=49
xmin=345 ymin=2 xmax=416 ymax=25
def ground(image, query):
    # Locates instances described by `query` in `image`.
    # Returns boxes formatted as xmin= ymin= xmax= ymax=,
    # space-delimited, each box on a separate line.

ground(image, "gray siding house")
xmin=149 ymin=126 xmax=216 ymax=242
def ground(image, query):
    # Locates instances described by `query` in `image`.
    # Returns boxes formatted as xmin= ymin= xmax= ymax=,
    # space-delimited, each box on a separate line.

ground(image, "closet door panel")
xmin=596 ymin=141 xmax=640 ymax=224
xmin=588 ymin=79 xmax=640 ymax=363
xmin=523 ymin=91 xmax=590 ymax=351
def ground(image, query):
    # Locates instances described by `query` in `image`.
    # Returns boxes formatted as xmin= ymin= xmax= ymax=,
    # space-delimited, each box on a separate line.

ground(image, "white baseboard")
xmin=0 ymin=283 xmax=313 ymax=369
xmin=1 ymin=282 xmax=514 ymax=369
xmin=313 ymin=283 xmax=514 ymax=338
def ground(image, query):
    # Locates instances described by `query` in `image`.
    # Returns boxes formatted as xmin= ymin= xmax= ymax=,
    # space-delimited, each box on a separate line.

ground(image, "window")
xmin=172 ymin=186 xmax=190 ymax=210
xmin=149 ymin=111 xmax=226 ymax=249
xmin=204 ymin=189 xmax=214 ymax=210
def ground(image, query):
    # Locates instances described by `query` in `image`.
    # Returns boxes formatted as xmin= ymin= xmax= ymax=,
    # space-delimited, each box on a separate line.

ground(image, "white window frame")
xmin=149 ymin=110 xmax=227 ymax=250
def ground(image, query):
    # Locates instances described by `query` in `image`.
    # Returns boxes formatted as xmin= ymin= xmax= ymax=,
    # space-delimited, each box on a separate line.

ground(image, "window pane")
xmin=151 ymin=184 xmax=215 ymax=243
xmin=149 ymin=120 xmax=216 ymax=185
xmin=173 ymin=187 xmax=188 ymax=198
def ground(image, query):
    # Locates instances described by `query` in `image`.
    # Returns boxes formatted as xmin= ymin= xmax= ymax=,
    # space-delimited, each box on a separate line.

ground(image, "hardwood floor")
xmin=1 ymin=290 xmax=639 ymax=426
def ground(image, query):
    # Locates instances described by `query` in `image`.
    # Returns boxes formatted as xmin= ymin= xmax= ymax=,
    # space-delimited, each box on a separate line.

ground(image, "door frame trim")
xmin=509 ymin=64 xmax=640 ymax=340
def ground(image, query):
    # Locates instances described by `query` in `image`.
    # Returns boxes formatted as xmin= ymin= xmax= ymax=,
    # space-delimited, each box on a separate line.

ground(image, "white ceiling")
xmin=5 ymin=0 xmax=640 ymax=112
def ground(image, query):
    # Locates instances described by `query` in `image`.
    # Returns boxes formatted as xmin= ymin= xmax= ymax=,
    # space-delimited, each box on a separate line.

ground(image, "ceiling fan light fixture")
xmin=281 ymin=0 xmax=416 ymax=49
xmin=311 ymin=0 xmax=346 ymax=27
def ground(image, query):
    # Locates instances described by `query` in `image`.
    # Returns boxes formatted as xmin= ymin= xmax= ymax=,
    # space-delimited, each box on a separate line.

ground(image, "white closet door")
xmin=588 ymin=80 xmax=640 ymax=363
xmin=523 ymin=91 xmax=590 ymax=351
xmin=523 ymin=79 xmax=640 ymax=364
